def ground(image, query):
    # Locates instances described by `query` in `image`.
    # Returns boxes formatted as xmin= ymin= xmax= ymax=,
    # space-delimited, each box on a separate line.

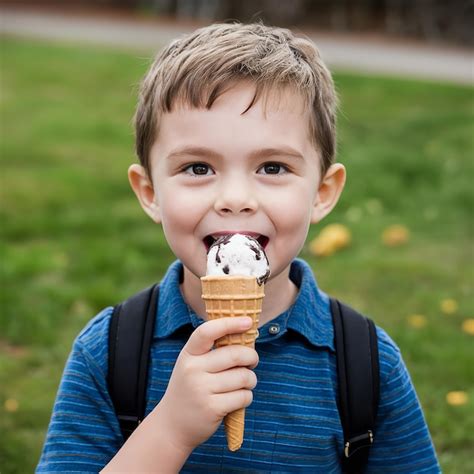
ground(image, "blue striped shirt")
xmin=37 ymin=259 xmax=440 ymax=472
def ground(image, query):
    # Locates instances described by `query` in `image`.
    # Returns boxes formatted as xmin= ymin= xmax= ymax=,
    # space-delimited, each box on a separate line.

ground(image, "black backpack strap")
xmin=107 ymin=284 xmax=160 ymax=441
xmin=330 ymin=298 xmax=380 ymax=474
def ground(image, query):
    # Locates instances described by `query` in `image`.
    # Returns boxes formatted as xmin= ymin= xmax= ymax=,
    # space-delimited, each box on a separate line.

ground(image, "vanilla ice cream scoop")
xmin=206 ymin=234 xmax=270 ymax=285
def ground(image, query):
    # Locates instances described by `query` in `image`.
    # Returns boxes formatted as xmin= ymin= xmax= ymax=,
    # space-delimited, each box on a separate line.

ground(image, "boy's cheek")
xmin=267 ymin=192 xmax=313 ymax=226
xmin=164 ymin=232 xmax=208 ymax=278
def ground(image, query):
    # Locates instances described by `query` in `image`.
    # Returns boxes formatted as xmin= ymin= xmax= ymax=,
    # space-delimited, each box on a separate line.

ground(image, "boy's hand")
xmin=156 ymin=316 xmax=259 ymax=453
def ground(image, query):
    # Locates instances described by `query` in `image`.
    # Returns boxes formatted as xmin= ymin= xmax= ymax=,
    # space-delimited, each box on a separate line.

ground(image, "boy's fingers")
xmin=204 ymin=345 xmax=259 ymax=373
xmin=213 ymin=390 xmax=254 ymax=416
xmin=210 ymin=367 xmax=257 ymax=394
xmin=185 ymin=317 xmax=253 ymax=356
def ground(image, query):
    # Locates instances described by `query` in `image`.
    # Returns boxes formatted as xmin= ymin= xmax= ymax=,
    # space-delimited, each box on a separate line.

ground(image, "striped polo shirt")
xmin=37 ymin=259 xmax=440 ymax=472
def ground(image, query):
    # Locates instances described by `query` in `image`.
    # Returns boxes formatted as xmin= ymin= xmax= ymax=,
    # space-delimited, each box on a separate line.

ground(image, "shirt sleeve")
xmin=366 ymin=328 xmax=441 ymax=473
xmin=36 ymin=308 xmax=123 ymax=473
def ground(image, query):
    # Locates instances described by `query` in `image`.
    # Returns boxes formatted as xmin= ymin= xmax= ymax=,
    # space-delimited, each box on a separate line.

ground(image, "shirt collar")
xmin=285 ymin=259 xmax=334 ymax=352
xmin=154 ymin=259 xmax=334 ymax=352
xmin=155 ymin=260 xmax=199 ymax=339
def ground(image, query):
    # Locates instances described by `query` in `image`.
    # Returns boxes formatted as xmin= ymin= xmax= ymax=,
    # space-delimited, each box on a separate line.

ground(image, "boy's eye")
xmin=183 ymin=163 xmax=213 ymax=176
xmin=258 ymin=163 xmax=288 ymax=175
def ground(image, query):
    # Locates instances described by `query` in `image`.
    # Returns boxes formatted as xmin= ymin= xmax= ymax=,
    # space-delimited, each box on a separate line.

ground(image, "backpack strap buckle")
xmin=344 ymin=430 xmax=374 ymax=458
xmin=117 ymin=414 xmax=141 ymax=439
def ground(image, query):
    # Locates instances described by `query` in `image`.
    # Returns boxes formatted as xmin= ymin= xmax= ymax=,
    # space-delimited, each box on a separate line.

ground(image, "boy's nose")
xmin=214 ymin=183 xmax=258 ymax=215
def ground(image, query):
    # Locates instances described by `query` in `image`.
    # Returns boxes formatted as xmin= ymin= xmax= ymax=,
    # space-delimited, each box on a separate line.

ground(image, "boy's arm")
xmin=101 ymin=315 xmax=258 ymax=472
xmin=37 ymin=309 xmax=258 ymax=472
xmin=366 ymin=328 xmax=441 ymax=473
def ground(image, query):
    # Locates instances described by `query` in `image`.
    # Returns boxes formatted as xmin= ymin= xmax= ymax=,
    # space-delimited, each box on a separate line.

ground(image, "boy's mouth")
xmin=203 ymin=232 xmax=269 ymax=252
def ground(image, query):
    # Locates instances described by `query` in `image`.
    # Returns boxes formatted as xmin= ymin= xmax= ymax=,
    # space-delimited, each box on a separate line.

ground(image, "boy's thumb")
xmin=184 ymin=317 xmax=252 ymax=356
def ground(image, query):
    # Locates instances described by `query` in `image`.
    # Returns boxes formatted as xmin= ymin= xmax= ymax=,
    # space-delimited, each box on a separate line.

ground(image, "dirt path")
xmin=1 ymin=6 xmax=472 ymax=85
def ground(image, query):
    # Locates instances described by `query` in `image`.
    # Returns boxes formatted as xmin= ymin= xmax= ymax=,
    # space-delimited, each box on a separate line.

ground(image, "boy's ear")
xmin=311 ymin=163 xmax=346 ymax=224
xmin=128 ymin=164 xmax=161 ymax=223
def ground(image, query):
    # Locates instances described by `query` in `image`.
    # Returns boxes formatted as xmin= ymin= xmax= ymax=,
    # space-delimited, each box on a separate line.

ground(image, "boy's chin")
xmin=180 ymin=262 xmax=207 ymax=282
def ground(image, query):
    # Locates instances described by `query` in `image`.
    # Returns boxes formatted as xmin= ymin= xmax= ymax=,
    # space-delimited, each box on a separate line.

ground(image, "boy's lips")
xmin=203 ymin=231 xmax=269 ymax=251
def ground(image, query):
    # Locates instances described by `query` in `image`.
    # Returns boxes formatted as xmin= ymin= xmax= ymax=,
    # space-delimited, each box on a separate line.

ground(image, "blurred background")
xmin=2 ymin=0 xmax=474 ymax=44
xmin=1 ymin=1 xmax=473 ymax=473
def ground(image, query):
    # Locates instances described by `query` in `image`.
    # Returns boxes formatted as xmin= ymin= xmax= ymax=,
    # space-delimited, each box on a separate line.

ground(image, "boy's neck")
xmin=180 ymin=265 xmax=299 ymax=327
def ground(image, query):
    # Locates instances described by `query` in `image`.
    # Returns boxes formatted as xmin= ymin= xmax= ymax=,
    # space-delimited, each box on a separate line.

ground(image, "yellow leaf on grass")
xmin=4 ymin=398 xmax=19 ymax=412
xmin=440 ymin=298 xmax=458 ymax=315
xmin=407 ymin=314 xmax=427 ymax=329
xmin=310 ymin=239 xmax=336 ymax=257
xmin=446 ymin=391 xmax=468 ymax=406
xmin=462 ymin=319 xmax=474 ymax=335
xmin=382 ymin=225 xmax=410 ymax=247
xmin=309 ymin=224 xmax=351 ymax=257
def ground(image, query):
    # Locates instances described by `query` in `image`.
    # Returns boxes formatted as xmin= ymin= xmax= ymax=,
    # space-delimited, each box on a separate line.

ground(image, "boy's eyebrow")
xmin=249 ymin=147 xmax=304 ymax=160
xmin=166 ymin=146 xmax=222 ymax=160
xmin=166 ymin=146 xmax=304 ymax=160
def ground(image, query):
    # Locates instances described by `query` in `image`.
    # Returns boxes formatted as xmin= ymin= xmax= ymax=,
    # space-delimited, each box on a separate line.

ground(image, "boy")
xmin=37 ymin=23 xmax=440 ymax=472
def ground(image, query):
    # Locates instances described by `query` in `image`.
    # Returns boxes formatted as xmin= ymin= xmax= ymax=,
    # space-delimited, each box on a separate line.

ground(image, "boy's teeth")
xmin=211 ymin=233 xmax=260 ymax=239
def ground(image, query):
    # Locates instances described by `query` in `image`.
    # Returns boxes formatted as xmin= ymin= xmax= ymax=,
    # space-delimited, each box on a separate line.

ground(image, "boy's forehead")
xmin=171 ymin=80 xmax=308 ymax=119
xmin=152 ymin=82 xmax=317 ymax=163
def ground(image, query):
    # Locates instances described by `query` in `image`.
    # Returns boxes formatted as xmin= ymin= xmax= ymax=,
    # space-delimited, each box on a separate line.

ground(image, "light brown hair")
xmin=135 ymin=23 xmax=337 ymax=176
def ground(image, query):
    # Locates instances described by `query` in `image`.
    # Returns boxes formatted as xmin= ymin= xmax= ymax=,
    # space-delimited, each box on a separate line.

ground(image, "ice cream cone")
xmin=201 ymin=275 xmax=264 ymax=451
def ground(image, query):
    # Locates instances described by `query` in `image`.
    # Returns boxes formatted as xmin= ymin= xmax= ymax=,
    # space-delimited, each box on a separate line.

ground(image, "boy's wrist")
xmin=101 ymin=403 xmax=192 ymax=473
xmin=150 ymin=400 xmax=195 ymax=461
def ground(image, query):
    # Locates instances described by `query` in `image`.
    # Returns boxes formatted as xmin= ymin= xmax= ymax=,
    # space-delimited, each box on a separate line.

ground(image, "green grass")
xmin=1 ymin=37 xmax=473 ymax=473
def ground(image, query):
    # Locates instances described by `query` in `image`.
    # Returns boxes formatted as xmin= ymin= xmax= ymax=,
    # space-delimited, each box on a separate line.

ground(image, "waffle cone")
xmin=201 ymin=275 xmax=264 ymax=451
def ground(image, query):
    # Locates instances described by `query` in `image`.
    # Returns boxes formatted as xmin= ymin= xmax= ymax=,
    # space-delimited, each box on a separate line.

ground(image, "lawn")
xmin=0 ymin=37 xmax=473 ymax=473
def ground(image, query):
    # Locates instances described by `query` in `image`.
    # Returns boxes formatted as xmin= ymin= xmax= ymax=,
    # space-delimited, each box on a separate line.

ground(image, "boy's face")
xmin=131 ymin=82 xmax=344 ymax=282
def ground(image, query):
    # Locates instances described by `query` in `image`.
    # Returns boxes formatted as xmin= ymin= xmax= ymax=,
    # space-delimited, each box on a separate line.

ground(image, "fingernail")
xmin=240 ymin=317 xmax=252 ymax=329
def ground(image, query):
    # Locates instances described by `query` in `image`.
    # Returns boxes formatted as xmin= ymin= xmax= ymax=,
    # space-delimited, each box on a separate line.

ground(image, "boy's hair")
xmin=135 ymin=23 xmax=337 ymax=176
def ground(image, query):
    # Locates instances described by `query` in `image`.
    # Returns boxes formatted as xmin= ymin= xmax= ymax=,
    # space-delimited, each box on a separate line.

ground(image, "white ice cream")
xmin=206 ymin=234 xmax=270 ymax=285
